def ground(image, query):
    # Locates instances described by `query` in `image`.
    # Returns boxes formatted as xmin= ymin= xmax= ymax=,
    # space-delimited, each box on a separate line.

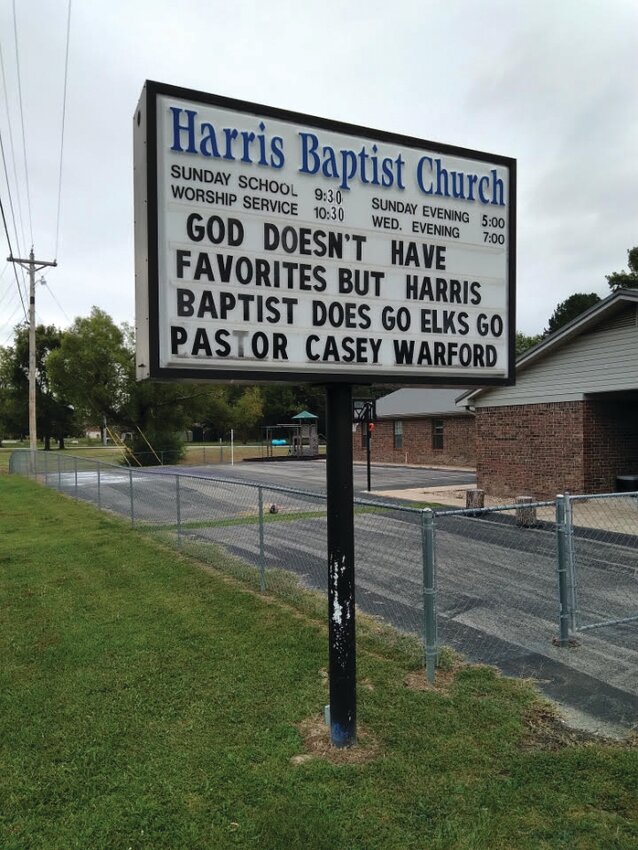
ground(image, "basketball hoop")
xmin=352 ymin=398 xmax=377 ymax=423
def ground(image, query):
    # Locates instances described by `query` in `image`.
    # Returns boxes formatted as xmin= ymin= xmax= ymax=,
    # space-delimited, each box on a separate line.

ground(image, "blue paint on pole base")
xmin=330 ymin=720 xmax=356 ymax=749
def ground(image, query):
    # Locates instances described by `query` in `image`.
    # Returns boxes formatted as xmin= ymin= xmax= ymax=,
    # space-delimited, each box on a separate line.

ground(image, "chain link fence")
xmin=123 ymin=443 xmax=327 ymax=466
xmin=130 ymin=444 xmax=288 ymax=466
xmin=434 ymin=500 xmax=560 ymax=676
xmin=569 ymin=492 xmax=638 ymax=632
xmin=9 ymin=449 xmax=638 ymax=728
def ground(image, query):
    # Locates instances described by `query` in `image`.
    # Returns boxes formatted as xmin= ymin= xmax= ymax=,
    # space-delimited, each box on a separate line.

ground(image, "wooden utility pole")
xmin=7 ymin=249 xmax=57 ymax=451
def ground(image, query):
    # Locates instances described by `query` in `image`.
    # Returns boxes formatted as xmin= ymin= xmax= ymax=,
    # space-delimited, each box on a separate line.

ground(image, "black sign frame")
xmin=136 ymin=79 xmax=516 ymax=387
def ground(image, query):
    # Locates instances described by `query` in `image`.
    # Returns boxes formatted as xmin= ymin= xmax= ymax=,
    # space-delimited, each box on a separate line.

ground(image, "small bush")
xmin=126 ymin=432 xmax=185 ymax=466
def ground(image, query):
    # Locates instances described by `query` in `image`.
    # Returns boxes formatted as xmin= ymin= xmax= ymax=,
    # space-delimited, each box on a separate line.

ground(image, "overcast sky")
xmin=1 ymin=0 xmax=636 ymax=347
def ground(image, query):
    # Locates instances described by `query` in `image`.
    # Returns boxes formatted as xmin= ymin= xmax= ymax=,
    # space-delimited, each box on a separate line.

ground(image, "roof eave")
xmin=457 ymin=288 xmax=638 ymax=406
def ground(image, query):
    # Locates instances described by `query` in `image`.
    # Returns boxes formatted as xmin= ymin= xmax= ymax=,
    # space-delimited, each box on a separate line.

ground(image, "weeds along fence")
xmin=130 ymin=443 xmax=314 ymax=466
xmin=115 ymin=443 xmax=328 ymax=466
xmin=9 ymin=450 xmax=638 ymax=715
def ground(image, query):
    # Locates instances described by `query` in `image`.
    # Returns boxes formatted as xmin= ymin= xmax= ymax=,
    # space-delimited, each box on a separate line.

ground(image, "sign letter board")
xmin=134 ymin=81 xmax=515 ymax=386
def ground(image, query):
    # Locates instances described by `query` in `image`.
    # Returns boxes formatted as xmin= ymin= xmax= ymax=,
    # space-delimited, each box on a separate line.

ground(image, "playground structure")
xmin=262 ymin=410 xmax=320 ymax=459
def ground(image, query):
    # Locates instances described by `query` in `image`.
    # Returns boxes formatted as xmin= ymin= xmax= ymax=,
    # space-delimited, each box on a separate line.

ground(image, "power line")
xmin=41 ymin=276 xmax=71 ymax=324
xmin=0 ymin=126 xmax=22 ymax=279
xmin=0 ymin=279 xmax=18 ymax=310
xmin=0 ymin=300 xmax=24 ymax=344
xmin=0 ymin=272 xmax=18 ymax=308
xmin=0 ymin=289 xmax=17 ymax=312
xmin=0 ymin=190 xmax=27 ymax=320
xmin=54 ymin=0 xmax=72 ymax=260
xmin=0 ymin=39 xmax=27 ymax=255
xmin=0 ymin=126 xmax=28 ymax=304
xmin=12 ymin=0 xmax=34 ymax=246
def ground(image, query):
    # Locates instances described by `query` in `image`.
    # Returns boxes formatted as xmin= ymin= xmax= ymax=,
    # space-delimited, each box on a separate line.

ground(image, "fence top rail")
xmin=569 ymin=490 xmax=638 ymax=502
xmin=160 ymin=470 xmax=330 ymax=503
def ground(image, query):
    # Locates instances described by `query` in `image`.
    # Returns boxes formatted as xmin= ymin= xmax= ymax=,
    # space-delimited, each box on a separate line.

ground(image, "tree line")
xmin=0 ymin=307 xmax=328 ymax=461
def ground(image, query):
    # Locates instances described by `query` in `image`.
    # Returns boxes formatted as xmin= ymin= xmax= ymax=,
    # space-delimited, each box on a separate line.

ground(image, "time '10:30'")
xmin=313 ymin=188 xmax=345 ymax=221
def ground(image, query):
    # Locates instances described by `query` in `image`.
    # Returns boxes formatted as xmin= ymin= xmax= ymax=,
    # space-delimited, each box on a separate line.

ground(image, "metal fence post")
xmin=129 ymin=468 xmax=135 ymax=525
xmin=74 ymin=456 xmax=78 ymax=497
xmin=258 ymin=486 xmax=266 ymax=592
xmin=564 ymin=494 xmax=579 ymax=631
xmin=97 ymin=462 xmax=102 ymax=510
xmin=57 ymin=453 xmax=62 ymax=491
xmin=421 ymin=508 xmax=438 ymax=683
xmin=176 ymin=475 xmax=182 ymax=544
xmin=555 ymin=495 xmax=571 ymax=647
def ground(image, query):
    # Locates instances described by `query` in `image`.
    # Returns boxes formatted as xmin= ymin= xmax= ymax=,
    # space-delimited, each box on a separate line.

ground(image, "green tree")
xmin=544 ymin=293 xmax=601 ymax=336
xmin=231 ymin=387 xmax=264 ymax=441
xmin=261 ymin=386 xmax=298 ymax=427
xmin=0 ymin=347 xmax=24 ymax=440
xmin=0 ymin=324 xmax=78 ymax=448
xmin=515 ymin=332 xmax=543 ymax=356
xmin=606 ymin=247 xmax=638 ymax=290
xmin=261 ymin=384 xmax=326 ymax=434
xmin=47 ymin=307 xmax=130 ymax=437
xmin=199 ymin=387 xmax=233 ymax=440
xmin=48 ymin=308 xmax=213 ymax=462
xmin=122 ymin=378 xmax=214 ymax=464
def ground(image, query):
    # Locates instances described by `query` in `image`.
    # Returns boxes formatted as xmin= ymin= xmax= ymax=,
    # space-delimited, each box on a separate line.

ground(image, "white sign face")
xmin=135 ymin=82 xmax=515 ymax=385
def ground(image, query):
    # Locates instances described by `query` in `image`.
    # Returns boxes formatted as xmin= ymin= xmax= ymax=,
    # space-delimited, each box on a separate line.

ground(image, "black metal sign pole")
xmin=366 ymin=406 xmax=372 ymax=493
xmin=325 ymin=382 xmax=356 ymax=748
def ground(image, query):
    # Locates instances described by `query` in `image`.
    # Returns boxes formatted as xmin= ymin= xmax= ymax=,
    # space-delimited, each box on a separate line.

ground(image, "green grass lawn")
xmin=0 ymin=450 xmax=10 ymax=474
xmin=1 ymin=476 xmax=636 ymax=850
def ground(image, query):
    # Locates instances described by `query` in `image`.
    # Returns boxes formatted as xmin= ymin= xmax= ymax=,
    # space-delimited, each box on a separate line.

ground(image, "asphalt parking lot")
xmin=163 ymin=458 xmax=476 ymax=497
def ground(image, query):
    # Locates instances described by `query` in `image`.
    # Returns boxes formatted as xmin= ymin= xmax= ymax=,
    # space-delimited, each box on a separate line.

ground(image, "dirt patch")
xmin=521 ymin=703 xmax=638 ymax=751
xmin=293 ymin=715 xmax=380 ymax=765
xmin=404 ymin=658 xmax=464 ymax=695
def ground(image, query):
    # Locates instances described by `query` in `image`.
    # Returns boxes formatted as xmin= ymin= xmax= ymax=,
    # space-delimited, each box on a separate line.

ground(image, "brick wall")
xmin=352 ymin=415 xmax=476 ymax=467
xmin=583 ymin=399 xmax=638 ymax=492
xmin=475 ymin=402 xmax=586 ymax=499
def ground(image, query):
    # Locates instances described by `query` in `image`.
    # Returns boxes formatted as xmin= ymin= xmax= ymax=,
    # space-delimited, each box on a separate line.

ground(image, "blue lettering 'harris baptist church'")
xmin=169 ymin=107 xmax=505 ymax=206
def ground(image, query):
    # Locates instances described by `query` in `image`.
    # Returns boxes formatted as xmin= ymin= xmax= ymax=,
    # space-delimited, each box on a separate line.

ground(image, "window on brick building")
xmin=393 ymin=420 xmax=403 ymax=449
xmin=432 ymin=418 xmax=444 ymax=450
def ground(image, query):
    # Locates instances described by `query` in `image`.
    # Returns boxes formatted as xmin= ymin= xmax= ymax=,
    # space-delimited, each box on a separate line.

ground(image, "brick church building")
xmin=353 ymin=289 xmax=637 ymax=499
xmin=459 ymin=289 xmax=638 ymax=498
xmin=352 ymin=387 xmax=476 ymax=468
